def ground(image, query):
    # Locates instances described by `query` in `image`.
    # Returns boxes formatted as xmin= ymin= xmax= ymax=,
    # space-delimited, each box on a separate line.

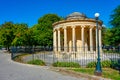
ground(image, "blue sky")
xmin=0 ymin=0 xmax=120 ymax=27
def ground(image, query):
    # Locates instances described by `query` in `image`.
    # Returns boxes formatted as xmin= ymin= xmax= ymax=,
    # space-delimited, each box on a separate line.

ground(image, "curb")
xmin=50 ymin=67 xmax=111 ymax=80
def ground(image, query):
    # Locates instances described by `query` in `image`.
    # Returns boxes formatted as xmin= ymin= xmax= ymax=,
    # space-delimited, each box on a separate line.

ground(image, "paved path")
xmin=0 ymin=50 xmax=86 ymax=80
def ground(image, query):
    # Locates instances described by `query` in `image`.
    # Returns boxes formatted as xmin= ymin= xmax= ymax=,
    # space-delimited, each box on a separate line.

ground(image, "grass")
xmin=27 ymin=59 xmax=45 ymax=66
xmin=13 ymin=53 xmax=46 ymax=66
xmin=53 ymin=61 xmax=80 ymax=68
xmin=69 ymin=68 xmax=120 ymax=80
xmin=13 ymin=53 xmax=29 ymax=63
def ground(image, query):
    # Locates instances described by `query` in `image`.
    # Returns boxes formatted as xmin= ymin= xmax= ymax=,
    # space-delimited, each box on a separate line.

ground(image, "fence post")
xmin=31 ymin=46 xmax=34 ymax=60
xmin=118 ymin=46 xmax=120 ymax=53
xmin=11 ymin=46 xmax=15 ymax=60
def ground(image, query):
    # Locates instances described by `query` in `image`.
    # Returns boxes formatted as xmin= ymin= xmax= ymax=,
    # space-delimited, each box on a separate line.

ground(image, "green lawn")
xmin=69 ymin=68 xmax=120 ymax=80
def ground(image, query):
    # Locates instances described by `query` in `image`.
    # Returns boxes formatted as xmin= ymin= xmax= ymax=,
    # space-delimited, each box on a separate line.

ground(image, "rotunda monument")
xmin=52 ymin=12 xmax=103 ymax=58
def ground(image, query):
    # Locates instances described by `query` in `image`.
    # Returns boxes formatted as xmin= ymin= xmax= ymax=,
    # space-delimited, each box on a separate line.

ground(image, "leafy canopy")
xmin=0 ymin=14 xmax=63 ymax=49
xmin=109 ymin=5 xmax=120 ymax=46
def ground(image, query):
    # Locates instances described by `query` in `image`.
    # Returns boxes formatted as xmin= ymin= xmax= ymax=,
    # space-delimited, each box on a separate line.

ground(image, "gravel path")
xmin=0 ymin=50 xmax=87 ymax=80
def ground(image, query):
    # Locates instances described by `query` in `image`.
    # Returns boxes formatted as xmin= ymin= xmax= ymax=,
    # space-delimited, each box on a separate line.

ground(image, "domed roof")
xmin=66 ymin=12 xmax=87 ymax=20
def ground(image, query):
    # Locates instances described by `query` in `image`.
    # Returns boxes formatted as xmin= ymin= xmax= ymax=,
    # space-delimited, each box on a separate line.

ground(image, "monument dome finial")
xmin=66 ymin=12 xmax=87 ymax=20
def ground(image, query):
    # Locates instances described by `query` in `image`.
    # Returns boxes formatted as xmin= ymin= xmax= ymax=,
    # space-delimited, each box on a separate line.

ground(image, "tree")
xmin=38 ymin=14 xmax=63 ymax=30
xmin=110 ymin=28 xmax=120 ymax=46
xmin=0 ymin=14 xmax=63 ymax=49
xmin=33 ymin=14 xmax=63 ymax=46
xmin=102 ymin=28 xmax=113 ymax=45
xmin=109 ymin=5 xmax=120 ymax=46
xmin=110 ymin=5 xmax=120 ymax=28
xmin=0 ymin=25 xmax=2 ymax=45
xmin=24 ymin=28 xmax=35 ymax=46
xmin=12 ymin=23 xmax=28 ymax=46
xmin=0 ymin=22 xmax=29 ymax=50
xmin=0 ymin=22 xmax=16 ymax=50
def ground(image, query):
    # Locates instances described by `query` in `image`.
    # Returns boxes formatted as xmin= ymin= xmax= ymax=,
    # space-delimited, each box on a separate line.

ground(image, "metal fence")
xmin=11 ymin=46 xmax=120 ymax=67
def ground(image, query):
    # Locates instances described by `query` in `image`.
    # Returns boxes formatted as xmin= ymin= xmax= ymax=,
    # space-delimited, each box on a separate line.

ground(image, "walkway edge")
xmin=50 ymin=67 xmax=111 ymax=80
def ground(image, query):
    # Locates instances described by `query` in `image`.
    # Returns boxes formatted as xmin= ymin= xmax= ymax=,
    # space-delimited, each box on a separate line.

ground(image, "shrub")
xmin=86 ymin=61 xmax=96 ymax=68
xmin=101 ymin=60 xmax=111 ymax=68
xmin=111 ymin=60 xmax=120 ymax=69
xmin=53 ymin=61 xmax=80 ymax=68
xmin=13 ymin=55 xmax=23 ymax=62
xmin=86 ymin=60 xmax=112 ymax=68
xmin=27 ymin=59 xmax=45 ymax=66
xmin=0 ymin=45 xmax=2 ymax=49
xmin=13 ymin=53 xmax=29 ymax=62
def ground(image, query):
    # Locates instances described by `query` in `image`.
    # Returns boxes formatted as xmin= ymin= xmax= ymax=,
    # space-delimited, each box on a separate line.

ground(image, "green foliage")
xmin=0 ymin=45 xmax=2 ymax=49
xmin=0 ymin=14 xmax=63 ymax=48
xmin=86 ymin=61 xmax=96 ymax=68
xmin=0 ymin=22 xmax=29 ymax=49
xmin=70 ymin=68 xmax=120 ymax=80
xmin=0 ymin=22 xmax=16 ymax=50
xmin=71 ymin=68 xmax=94 ymax=75
xmin=23 ymin=28 xmax=35 ymax=46
xmin=13 ymin=53 xmax=29 ymax=62
xmin=35 ymin=14 xmax=63 ymax=46
xmin=86 ymin=60 xmax=112 ymax=68
xmin=110 ymin=27 xmax=120 ymax=46
xmin=110 ymin=5 xmax=120 ymax=28
xmin=109 ymin=5 xmax=120 ymax=46
xmin=38 ymin=14 xmax=63 ymax=29
xmin=12 ymin=23 xmax=28 ymax=46
xmin=101 ymin=60 xmax=112 ymax=68
xmin=111 ymin=60 xmax=120 ymax=69
xmin=102 ymin=28 xmax=113 ymax=45
xmin=27 ymin=59 xmax=45 ymax=66
xmin=13 ymin=55 xmax=23 ymax=62
xmin=103 ymin=49 xmax=119 ymax=53
xmin=102 ymin=26 xmax=107 ymax=45
xmin=52 ymin=61 xmax=80 ymax=68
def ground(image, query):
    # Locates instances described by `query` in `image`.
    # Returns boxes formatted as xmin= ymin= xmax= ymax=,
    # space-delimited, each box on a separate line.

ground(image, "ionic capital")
xmin=56 ymin=28 xmax=60 ymax=31
xmin=81 ymin=25 xmax=85 ymax=28
xmin=63 ymin=26 xmax=67 ymax=29
xmin=89 ymin=25 xmax=94 ymax=29
xmin=53 ymin=28 xmax=57 ymax=31
xmin=70 ymin=25 xmax=76 ymax=29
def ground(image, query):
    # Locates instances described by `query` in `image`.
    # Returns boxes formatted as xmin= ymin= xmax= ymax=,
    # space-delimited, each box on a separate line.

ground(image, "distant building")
xmin=53 ymin=12 xmax=102 ymax=58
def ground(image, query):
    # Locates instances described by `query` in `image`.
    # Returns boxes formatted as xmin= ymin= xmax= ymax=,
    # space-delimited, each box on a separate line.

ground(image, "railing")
xmin=10 ymin=46 xmax=120 ymax=67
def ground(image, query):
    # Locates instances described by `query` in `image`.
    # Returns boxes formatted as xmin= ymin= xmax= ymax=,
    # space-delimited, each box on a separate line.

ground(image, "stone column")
xmin=81 ymin=26 xmax=84 ymax=52
xmin=58 ymin=29 xmax=61 ymax=51
xmin=72 ymin=26 xmax=76 ymax=52
xmin=90 ymin=28 xmax=93 ymax=52
xmin=99 ymin=28 xmax=102 ymax=53
xmin=64 ymin=27 xmax=67 ymax=52
xmin=53 ymin=30 xmax=57 ymax=51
